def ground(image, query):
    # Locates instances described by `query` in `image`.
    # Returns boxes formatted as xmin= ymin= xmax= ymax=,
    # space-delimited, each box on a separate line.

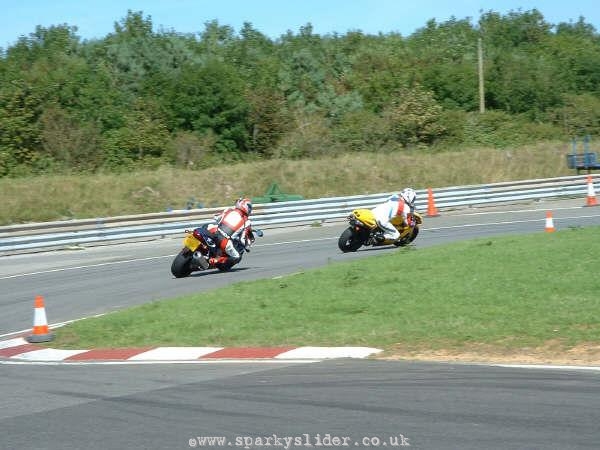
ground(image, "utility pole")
xmin=478 ymin=37 xmax=485 ymax=113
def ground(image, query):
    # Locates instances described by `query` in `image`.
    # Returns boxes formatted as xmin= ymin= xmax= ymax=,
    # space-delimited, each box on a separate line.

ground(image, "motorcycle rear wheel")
xmin=171 ymin=249 xmax=193 ymax=278
xmin=338 ymin=227 xmax=363 ymax=252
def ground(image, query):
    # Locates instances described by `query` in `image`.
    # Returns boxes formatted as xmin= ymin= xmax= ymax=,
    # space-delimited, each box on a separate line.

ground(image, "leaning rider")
xmin=206 ymin=198 xmax=254 ymax=268
xmin=371 ymin=188 xmax=417 ymax=243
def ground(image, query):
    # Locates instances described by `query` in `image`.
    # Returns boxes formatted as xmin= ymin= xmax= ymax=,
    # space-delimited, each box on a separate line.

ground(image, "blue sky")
xmin=1 ymin=0 xmax=599 ymax=49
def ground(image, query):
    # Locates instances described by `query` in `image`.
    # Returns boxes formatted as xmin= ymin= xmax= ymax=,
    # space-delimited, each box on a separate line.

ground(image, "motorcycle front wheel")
xmin=394 ymin=226 xmax=419 ymax=247
xmin=171 ymin=248 xmax=193 ymax=278
xmin=338 ymin=227 xmax=364 ymax=252
xmin=216 ymin=261 xmax=235 ymax=272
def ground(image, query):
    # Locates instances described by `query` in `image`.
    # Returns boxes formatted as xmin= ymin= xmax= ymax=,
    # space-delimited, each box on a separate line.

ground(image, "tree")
xmin=39 ymin=106 xmax=103 ymax=171
xmin=479 ymin=9 xmax=552 ymax=49
xmin=0 ymin=82 xmax=43 ymax=174
xmin=549 ymin=93 xmax=600 ymax=136
xmin=407 ymin=18 xmax=480 ymax=111
xmin=551 ymin=21 xmax=600 ymax=95
xmin=0 ymin=25 xmax=83 ymax=173
xmin=346 ymin=35 xmax=409 ymax=113
xmin=159 ymin=59 xmax=250 ymax=153
xmin=101 ymin=98 xmax=170 ymax=169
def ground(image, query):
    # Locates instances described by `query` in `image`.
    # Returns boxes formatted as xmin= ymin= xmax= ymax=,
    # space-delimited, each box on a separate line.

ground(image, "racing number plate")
xmin=183 ymin=233 xmax=201 ymax=251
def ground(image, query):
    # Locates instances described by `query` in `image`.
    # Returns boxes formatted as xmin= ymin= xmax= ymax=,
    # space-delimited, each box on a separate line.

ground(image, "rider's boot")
xmin=374 ymin=231 xmax=385 ymax=243
xmin=208 ymin=256 xmax=228 ymax=267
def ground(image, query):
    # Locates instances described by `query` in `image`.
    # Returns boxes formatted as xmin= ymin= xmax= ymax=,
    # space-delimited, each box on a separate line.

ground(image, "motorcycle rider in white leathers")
xmin=371 ymin=188 xmax=417 ymax=242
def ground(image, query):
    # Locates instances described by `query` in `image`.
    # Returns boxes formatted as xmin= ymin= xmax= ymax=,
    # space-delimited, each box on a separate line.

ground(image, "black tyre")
xmin=338 ymin=227 xmax=363 ymax=252
xmin=409 ymin=226 xmax=419 ymax=243
xmin=216 ymin=262 xmax=235 ymax=272
xmin=171 ymin=249 xmax=193 ymax=278
xmin=394 ymin=226 xmax=419 ymax=247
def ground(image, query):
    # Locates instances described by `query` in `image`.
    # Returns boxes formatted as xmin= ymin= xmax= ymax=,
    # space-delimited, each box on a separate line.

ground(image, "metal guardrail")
xmin=1 ymin=174 xmax=598 ymax=254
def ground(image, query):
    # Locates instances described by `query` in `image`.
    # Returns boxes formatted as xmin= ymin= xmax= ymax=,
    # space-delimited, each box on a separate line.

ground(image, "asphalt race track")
xmin=2 ymin=359 xmax=600 ymax=449
xmin=1 ymin=198 xmax=600 ymax=449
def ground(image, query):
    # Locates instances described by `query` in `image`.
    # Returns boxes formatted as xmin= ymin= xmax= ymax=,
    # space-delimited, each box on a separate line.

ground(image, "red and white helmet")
xmin=235 ymin=198 xmax=253 ymax=216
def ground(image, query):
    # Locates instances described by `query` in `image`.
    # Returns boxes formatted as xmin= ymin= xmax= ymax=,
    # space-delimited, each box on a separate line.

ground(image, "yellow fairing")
xmin=390 ymin=216 xmax=404 ymax=228
xmin=352 ymin=209 xmax=378 ymax=229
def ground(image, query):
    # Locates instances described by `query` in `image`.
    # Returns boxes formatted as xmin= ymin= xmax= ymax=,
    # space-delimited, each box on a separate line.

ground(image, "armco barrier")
xmin=1 ymin=174 xmax=598 ymax=254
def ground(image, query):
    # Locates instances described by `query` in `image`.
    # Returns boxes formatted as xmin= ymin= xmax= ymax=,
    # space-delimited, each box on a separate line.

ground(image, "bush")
xmin=461 ymin=110 xmax=564 ymax=147
xmin=39 ymin=107 xmax=104 ymax=171
xmin=332 ymin=109 xmax=391 ymax=152
xmin=548 ymin=93 xmax=600 ymax=137
xmin=165 ymin=131 xmax=213 ymax=169
xmin=383 ymin=85 xmax=447 ymax=147
xmin=273 ymin=113 xmax=342 ymax=158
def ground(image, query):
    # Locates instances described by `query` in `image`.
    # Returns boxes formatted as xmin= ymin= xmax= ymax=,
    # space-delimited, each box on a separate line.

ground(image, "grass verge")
xmin=1 ymin=141 xmax=571 ymax=225
xmin=50 ymin=227 xmax=600 ymax=359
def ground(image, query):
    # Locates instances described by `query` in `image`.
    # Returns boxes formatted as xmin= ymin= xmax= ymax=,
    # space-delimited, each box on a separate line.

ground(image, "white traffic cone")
xmin=544 ymin=211 xmax=555 ymax=233
xmin=585 ymin=175 xmax=598 ymax=207
xmin=26 ymin=295 xmax=54 ymax=343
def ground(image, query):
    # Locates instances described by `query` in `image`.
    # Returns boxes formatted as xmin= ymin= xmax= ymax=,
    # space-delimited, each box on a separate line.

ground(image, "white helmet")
xmin=400 ymin=188 xmax=416 ymax=207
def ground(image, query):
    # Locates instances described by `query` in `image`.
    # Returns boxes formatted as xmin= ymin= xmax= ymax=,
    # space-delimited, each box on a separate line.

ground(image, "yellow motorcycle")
xmin=338 ymin=209 xmax=422 ymax=252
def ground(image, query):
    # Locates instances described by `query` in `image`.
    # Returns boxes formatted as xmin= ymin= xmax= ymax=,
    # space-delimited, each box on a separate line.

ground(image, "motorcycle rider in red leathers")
xmin=205 ymin=198 xmax=254 ymax=268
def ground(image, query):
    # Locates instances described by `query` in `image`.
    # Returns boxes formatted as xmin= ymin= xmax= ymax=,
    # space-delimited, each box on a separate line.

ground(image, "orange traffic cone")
xmin=585 ymin=175 xmax=598 ymax=207
xmin=426 ymin=187 xmax=440 ymax=217
xmin=545 ymin=211 xmax=555 ymax=233
xmin=26 ymin=295 xmax=54 ymax=343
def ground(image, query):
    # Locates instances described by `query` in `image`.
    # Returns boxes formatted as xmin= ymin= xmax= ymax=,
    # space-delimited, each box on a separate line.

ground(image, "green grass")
xmin=51 ymin=227 xmax=600 ymax=356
